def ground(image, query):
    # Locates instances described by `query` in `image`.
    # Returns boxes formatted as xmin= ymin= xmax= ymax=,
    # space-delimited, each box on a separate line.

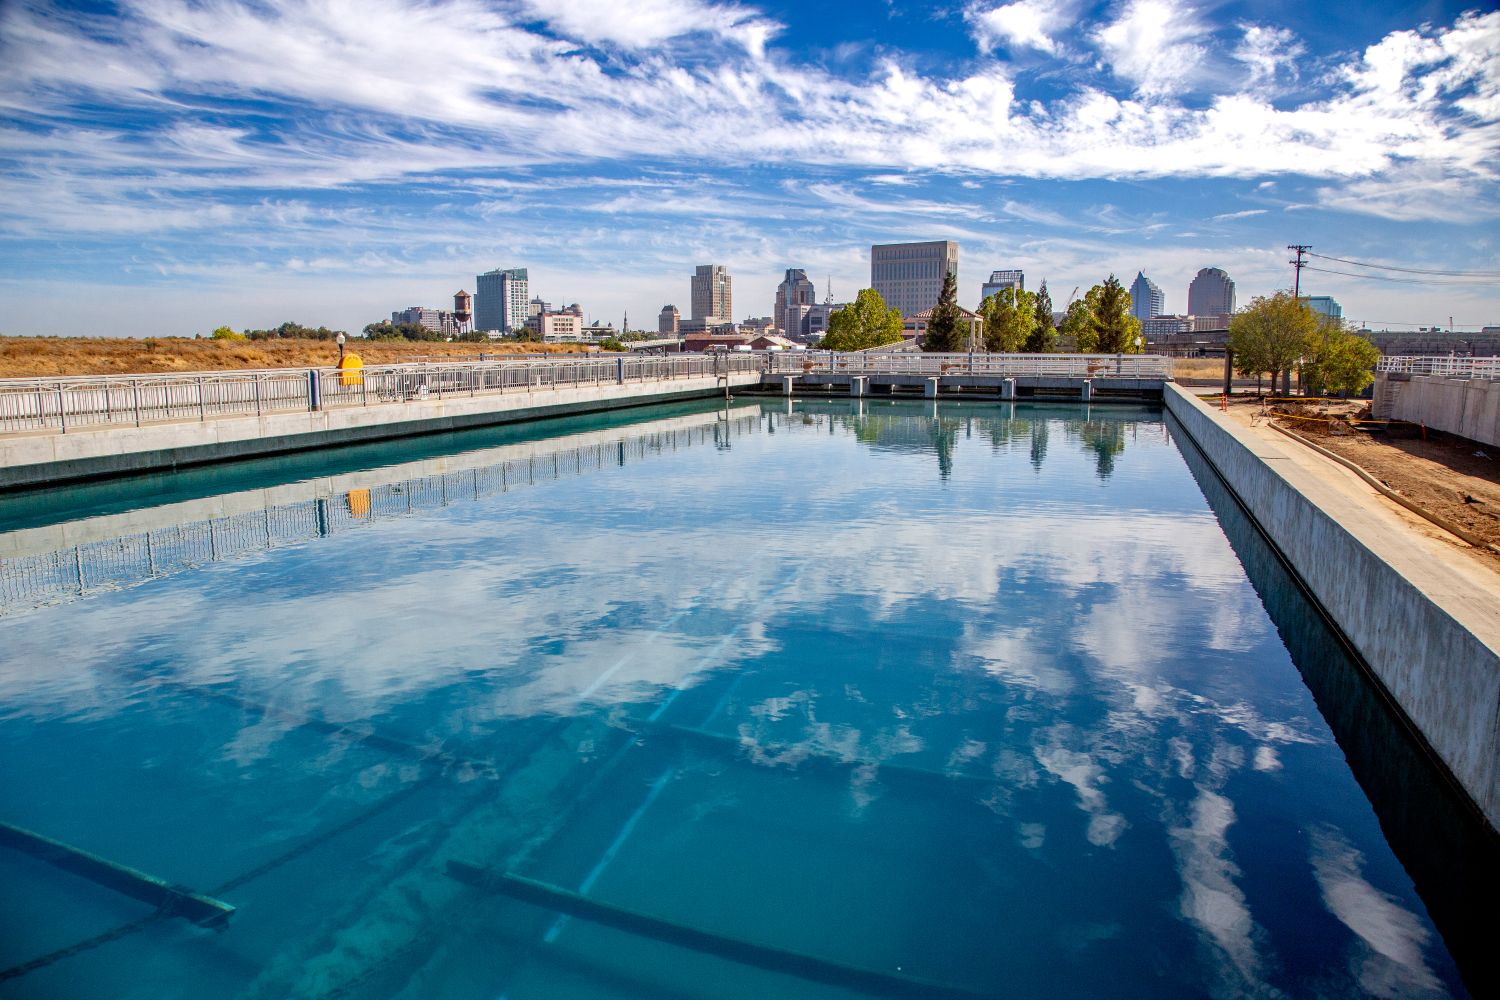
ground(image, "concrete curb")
xmin=1164 ymin=383 xmax=1500 ymax=831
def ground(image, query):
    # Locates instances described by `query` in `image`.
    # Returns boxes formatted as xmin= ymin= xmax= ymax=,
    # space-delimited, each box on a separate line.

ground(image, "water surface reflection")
xmin=0 ymin=399 xmax=1477 ymax=999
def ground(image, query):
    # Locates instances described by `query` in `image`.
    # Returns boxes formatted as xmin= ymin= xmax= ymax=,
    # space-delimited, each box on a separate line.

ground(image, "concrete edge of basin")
xmin=1164 ymin=382 xmax=1500 ymax=833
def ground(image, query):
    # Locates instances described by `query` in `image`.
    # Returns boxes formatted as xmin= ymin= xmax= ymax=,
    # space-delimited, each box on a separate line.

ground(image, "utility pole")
xmin=1288 ymin=245 xmax=1311 ymax=299
xmin=1286 ymin=245 xmax=1311 ymax=397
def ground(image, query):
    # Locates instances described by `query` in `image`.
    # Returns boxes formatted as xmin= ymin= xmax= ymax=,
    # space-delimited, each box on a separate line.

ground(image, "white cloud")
xmin=1234 ymin=24 xmax=1304 ymax=89
xmin=1095 ymin=0 xmax=1208 ymax=98
xmin=1211 ymin=209 xmax=1267 ymax=221
xmin=966 ymin=0 xmax=1067 ymax=55
xmin=518 ymin=0 xmax=779 ymax=53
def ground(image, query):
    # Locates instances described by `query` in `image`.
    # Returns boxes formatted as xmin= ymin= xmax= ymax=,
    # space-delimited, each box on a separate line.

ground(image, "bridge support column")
xmin=924 ymin=377 xmax=940 ymax=399
xmin=1081 ymin=379 xmax=1093 ymax=402
xmin=782 ymin=376 xmax=797 ymax=397
xmin=849 ymin=377 xmax=867 ymax=398
xmin=1001 ymin=377 xmax=1015 ymax=401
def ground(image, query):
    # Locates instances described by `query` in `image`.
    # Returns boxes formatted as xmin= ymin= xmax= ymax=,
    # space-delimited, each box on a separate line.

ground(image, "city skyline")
xmin=1 ymin=2 xmax=1496 ymax=338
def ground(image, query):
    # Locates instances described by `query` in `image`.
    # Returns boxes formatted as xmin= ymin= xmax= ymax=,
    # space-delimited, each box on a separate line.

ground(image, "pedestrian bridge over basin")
xmin=765 ymin=351 xmax=1171 ymax=402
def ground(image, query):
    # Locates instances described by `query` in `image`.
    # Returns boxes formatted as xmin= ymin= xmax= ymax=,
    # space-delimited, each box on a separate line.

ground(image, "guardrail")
xmin=1377 ymin=356 xmax=1500 ymax=378
xmin=766 ymin=352 xmax=1174 ymax=378
xmin=0 ymin=354 xmax=763 ymax=435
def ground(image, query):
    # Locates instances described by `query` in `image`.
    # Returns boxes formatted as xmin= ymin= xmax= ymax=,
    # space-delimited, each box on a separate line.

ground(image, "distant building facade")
xmin=980 ymin=269 xmax=1024 ymax=304
xmin=658 ymin=305 xmax=680 ymax=336
xmin=476 ymin=267 xmax=529 ymax=335
xmin=871 ymin=241 xmax=958 ymax=319
xmin=691 ymin=264 xmax=733 ymax=323
xmin=1187 ymin=267 xmax=1235 ymax=318
xmin=775 ymin=269 xmax=818 ymax=337
xmin=1142 ymin=315 xmax=1193 ymax=338
xmin=1302 ymin=295 xmax=1342 ymax=320
xmin=805 ymin=302 xmax=846 ymax=342
xmin=528 ymin=297 xmax=552 ymax=319
xmin=526 ymin=303 xmax=585 ymax=342
xmin=1129 ymin=272 xmax=1164 ymax=323
xmin=391 ymin=306 xmax=443 ymax=333
xmin=904 ymin=305 xmax=983 ymax=350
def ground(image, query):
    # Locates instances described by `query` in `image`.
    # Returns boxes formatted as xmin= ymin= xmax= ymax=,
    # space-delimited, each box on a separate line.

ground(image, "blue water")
xmin=0 ymin=398 xmax=1482 ymax=998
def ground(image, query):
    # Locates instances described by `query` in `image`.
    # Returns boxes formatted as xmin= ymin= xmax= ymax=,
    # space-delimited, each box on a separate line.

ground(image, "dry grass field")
xmin=0 ymin=337 xmax=591 ymax=378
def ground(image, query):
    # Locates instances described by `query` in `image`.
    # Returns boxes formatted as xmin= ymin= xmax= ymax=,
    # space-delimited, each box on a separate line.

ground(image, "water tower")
xmin=453 ymin=289 xmax=473 ymax=335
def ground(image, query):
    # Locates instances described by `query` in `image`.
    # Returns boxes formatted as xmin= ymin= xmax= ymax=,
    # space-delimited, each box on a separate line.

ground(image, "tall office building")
xmin=659 ymin=305 xmax=680 ymax=336
xmin=871 ymin=241 xmax=959 ymax=318
xmin=1187 ymin=267 xmax=1235 ymax=317
xmin=775 ymin=268 xmax=818 ymax=337
xmin=1301 ymin=295 xmax=1342 ymax=320
xmin=691 ymin=264 xmax=733 ymax=323
xmin=1129 ymin=272 xmax=1164 ymax=322
xmin=475 ymin=267 xmax=529 ymax=334
xmin=980 ymin=270 xmax=1024 ymax=304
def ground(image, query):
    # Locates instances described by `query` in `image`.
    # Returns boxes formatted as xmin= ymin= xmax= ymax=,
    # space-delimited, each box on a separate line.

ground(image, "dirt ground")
xmin=1222 ymin=394 xmax=1500 ymax=567
xmin=0 ymin=337 xmax=591 ymax=378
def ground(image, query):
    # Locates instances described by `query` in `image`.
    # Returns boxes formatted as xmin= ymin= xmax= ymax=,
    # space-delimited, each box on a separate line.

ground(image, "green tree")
xmin=1026 ymin=282 xmax=1057 ymax=353
xmin=599 ymin=337 xmax=626 ymax=352
xmin=981 ymin=287 xmax=1035 ymax=353
xmin=922 ymin=269 xmax=965 ymax=352
xmin=210 ymin=325 xmax=244 ymax=341
xmin=1228 ymin=292 xmax=1317 ymax=393
xmin=821 ymin=288 xmax=903 ymax=351
xmin=1089 ymin=275 xmax=1142 ymax=353
xmin=1059 ymin=299 xmax=1097 ymax=353
xmin=1302 ymin=318 xmax=1380 ymax=396
xmin=362 ymin=320 xmax=443 ymax=342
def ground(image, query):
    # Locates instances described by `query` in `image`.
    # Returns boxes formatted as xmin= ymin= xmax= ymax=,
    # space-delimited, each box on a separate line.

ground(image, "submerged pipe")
xmin=446 ymin=864 xmax=987 ymax=1000
xmin=0 ymin=820 xmax=234 ymax=928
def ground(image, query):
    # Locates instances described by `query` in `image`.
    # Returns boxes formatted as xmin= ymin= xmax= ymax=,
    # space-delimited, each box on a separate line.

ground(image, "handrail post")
xmin=133 ymin=379 xmax=142 ymax=426
xmin=197 ymin=377 xmax=206 ymax=421
xmin=57 ymin=387 xmax=66 ymax=433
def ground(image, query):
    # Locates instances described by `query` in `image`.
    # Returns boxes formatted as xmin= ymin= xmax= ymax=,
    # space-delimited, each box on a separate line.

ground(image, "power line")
xmin=1302 ymin=265 xmax=1494 ymax=287
xmin=1306 ymin=251 xmax=1500 ymax=279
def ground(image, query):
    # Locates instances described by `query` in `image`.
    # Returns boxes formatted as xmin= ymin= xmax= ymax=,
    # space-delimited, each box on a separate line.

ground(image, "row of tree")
xmin=361 ymin=320 xmax=487 ymax=342
xmin=825 ymin=271 xmax=1148 ymax=355
xmin=1228 ymin=292 xmax=1379 ymax=395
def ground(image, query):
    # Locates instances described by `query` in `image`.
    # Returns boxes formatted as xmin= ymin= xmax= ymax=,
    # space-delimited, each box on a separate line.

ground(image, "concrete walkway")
xmin=0 ymin=372 xmax=761 ymax=489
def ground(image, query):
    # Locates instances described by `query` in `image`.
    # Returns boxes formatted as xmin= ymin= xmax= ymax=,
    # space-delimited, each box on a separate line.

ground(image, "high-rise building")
xmin=871 ymin=241 xmax=959 ymax=319
xmin=980 ymin=269 xmax=1024 ymax=304
xmin=475 ymin=267 xmax=529 ymax=334
xmin=691 ymin=264 xmax=733 ymax=323
xmin=775 ymin=268 xmax=818 ymax=337
xmin=659 ymin=305 xmax=680 ymax=336
xmin=1301 ymin=295 xmax=1342 ymax=320
xmin=1187 ymin=267 xmax=1235 ymax=318
xmin=391 ymin=306 xmax=443 ymax=333
xmin=1129 ymin=272 xmax=1164 ymax=322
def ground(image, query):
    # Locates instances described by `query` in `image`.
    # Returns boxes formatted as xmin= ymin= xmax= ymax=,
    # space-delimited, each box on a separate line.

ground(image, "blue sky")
xmin=1 ymin=0 xmax=1497 ymax=338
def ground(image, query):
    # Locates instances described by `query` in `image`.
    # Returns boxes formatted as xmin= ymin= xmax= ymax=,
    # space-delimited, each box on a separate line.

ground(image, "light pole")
xmin=336 ymin=331 xmax=346 ymax=364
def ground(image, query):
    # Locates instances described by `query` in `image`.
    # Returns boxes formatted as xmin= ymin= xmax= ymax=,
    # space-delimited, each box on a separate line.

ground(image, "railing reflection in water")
xmin=0 ymin=412 xmax=759 ymax=615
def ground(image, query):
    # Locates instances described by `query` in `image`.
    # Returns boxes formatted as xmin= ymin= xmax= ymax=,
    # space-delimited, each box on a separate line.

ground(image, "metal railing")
xmin=1377 ymin=356 xmax=1500 ymax=378
xmin=766 ymin=352 xmax=1174 ymax=378
xmin=0 ymin=354 xmax=764 ymax=435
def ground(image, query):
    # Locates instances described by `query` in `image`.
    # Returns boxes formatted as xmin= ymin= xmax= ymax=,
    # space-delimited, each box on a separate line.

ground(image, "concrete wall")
xmin=1164 ymin=382 xmax=1500 ymax=831
xmin=1374 ymin=373 xmax=1500 ymax=447
xmin=0 ymin=373 xmax=760 ymax=489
